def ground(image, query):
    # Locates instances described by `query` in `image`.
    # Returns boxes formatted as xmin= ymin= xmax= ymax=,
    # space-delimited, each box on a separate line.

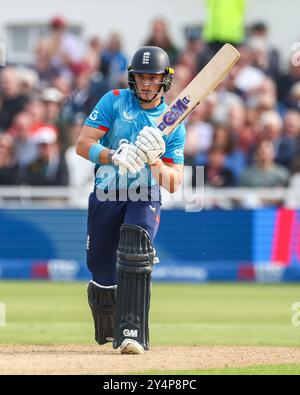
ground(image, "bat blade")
xmin=156 ymin=43 xmax=240 ymax=136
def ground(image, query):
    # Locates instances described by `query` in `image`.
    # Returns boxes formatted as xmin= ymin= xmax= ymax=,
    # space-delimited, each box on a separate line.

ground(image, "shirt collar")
xmin=131 ymin=91 xmax=165 ymax=115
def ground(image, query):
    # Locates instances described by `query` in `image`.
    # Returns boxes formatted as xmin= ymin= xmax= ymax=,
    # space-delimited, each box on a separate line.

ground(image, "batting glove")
xmin=112 ymin=143 xmax=147 ymax=175
xmin=135 ymin=126 xmax=166 ymax=165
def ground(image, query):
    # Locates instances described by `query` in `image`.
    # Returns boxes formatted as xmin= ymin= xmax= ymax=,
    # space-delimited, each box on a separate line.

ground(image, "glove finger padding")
xmin=112 ymin=144 xmax=143 ymax=174
xmin=135 ymin=146 xmax=148 ymax=163
xmin=121 ymin=158 xmax=138 ymax=174
xmin=139 ymin=130 xmax=161 ymax=151
xmin=128 ymin=148 xmax=145 ymax=170
xmin=137 ymin=135 xmax=152 ymax=150
xmin=127 ymin=156 xmax=142 ymax=173
xmin=142 ymin=127 xmax=165 ymax=147
xmin=135 ymin=142 xmax=165 ymax=165
xmin=135 ymin=139 xmax=151 ymax=154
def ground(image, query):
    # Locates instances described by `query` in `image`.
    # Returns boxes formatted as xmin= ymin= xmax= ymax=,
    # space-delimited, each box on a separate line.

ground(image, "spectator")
xmin=247 ymin=21 xmax=280 ymax=79
xmin=176 ymin=51 xmax=199 ymax=81
xmin=19 ymin=127 xmax=68 ymax=186
xmin=176 ymin=26 xmax=207 ymax=79
xmin=70 ymin=61 xmax=108 ymax=118
xmin=100 ymin=32 xmax=128 ymax=89
xmin=213 ymin=68 xmax=244 ymax=123
xmin=144 ymin=18 xmax=178 ymax=65
xmin=41 ymin=15 xmax=84 ymax=79
xmin=7 ymin=111 xmax=37 ymax=166
xmin=234 ymin=45 xmax=266 ymax=94
xmin=34 ymin=38 xmax=60 ymax=89
xmin=257 ymin=110 xmax=295 ymax=169
xmin=0 ymin=67 xmax=28 ymax=131
xmin=24 ymin=98 xmax=47 ymax=135
xmin=227 ymin=102 xmax=258 ymax=156
xmin=17 ymin=67 xmax=40 ymax=97
xmin=40 ymin=86 xmax=72 ymax=150
xmin=51 ymin=74 xmax=74 ymax=124
xmin=193 ymin=123 xmax=246 ymax=181
xmin=86 ymin=36 xmax=102 ymax=61
xmin=64 ymin=113 xmax=94 ymax=187
xmin=212 ymin=124 xmax=246 ymax=179
xmin=0 ymin=134 xmax=20 ymax=185
xmin=181 ymin=25 xmax=213 ymax=73
xmin=277 ymin=60 xmax=300 ymax=107
xmin=204 ymin=145 xmax=236 ymax=187
xmin=284 ymin=110 xmax=300 ymax=140
xmin=278 ymin=110 xmax=300 ymax=169
xmin=245 ymin=76 xmax=279 ymax=117
xmin=41 ymin=87 xmax=64 ymax=124
xmin=165 ymin=64 xmax=193 ymax=103
xmin=239 ymin=139 xmax=289 ymax=187
xmin=286 ymin=81 xmax=300 ymax=111
xmin=184 ymin=102 xmax=215 ymax=165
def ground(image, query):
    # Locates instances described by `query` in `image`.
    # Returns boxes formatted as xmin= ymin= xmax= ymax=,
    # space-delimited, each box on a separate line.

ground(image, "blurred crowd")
xmin=1 ymin=14 xmax=300 ymax=195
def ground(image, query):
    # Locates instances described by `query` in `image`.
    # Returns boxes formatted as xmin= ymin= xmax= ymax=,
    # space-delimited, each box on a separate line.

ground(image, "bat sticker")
xmin=158 ymin=96 xmax=191 ymax=131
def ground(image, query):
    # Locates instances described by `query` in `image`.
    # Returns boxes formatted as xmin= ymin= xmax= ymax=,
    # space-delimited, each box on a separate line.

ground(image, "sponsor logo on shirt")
xmin=175 ymin=148 xmax=184 ymax=157
xmin=89 ymin=109 xmax=99 ymax=121
xmin=122 ymin=111 xmax=134 ymax=121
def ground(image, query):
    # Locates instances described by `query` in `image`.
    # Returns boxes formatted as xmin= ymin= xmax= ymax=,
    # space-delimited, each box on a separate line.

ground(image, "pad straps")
xmin=113 ymin=224 xmax=155 ymax=350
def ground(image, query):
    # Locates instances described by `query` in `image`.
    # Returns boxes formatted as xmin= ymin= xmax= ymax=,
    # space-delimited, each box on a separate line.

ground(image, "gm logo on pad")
xmin=123 ymin=329 xmax=138 ymax=337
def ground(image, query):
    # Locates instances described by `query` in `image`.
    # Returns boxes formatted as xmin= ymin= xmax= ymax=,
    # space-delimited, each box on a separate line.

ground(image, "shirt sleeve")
xmin=84 ymin=90 xmax=115 ymax=132
xmin=162 ymin=123 xmax=186 ymax=165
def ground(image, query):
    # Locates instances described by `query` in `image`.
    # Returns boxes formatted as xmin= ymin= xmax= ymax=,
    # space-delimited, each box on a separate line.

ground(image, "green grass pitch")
xmin=1 ymin=281 xmax=300 ymax=374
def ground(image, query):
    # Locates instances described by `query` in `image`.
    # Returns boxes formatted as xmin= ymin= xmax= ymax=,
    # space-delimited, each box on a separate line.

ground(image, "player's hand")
xmin=112 ymin=143 xmax=147 ymax=175
xmin=135 ymin=126 xmax=166 ymax=165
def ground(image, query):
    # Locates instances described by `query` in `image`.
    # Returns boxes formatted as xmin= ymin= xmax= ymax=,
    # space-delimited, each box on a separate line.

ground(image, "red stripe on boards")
xmin=271 ymin=209 xmax=295 ymax=265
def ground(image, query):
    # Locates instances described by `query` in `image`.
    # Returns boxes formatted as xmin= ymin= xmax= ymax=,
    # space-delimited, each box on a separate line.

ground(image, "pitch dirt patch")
xmin=0 ymin=345 xmax=300 ymax=374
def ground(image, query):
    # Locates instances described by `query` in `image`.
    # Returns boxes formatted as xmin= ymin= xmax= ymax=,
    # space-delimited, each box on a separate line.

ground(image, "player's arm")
xmin=150 ymin=160 xmax=183 ymax=193
xmin=76 ymin=125 xmax=113 ymax=164
xmin=76 ymin=91 xmax=118 ymax=165
xmin=76 ymin=123 xmax=145 ymax=173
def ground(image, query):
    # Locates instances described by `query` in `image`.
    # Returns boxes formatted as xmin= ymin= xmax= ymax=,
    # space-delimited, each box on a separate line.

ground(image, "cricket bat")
xmin=156 ymin=43 xmax=240 ymax=136
xmin=119 ymin=43 xmax=240 ymax=174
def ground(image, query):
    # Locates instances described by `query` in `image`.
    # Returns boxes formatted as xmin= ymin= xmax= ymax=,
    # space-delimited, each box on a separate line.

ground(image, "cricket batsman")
xmin=76 ymin=46 xmax=186 ymax=354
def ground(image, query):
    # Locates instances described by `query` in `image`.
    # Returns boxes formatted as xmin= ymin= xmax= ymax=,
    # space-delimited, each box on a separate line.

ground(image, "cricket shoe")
xmin=120 ymin=339 xmax=144 ymax=355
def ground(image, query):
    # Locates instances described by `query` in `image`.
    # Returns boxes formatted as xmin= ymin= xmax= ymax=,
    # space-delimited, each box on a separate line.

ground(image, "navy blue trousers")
xmin=86 ymin=191 xmax=161 ymax=286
